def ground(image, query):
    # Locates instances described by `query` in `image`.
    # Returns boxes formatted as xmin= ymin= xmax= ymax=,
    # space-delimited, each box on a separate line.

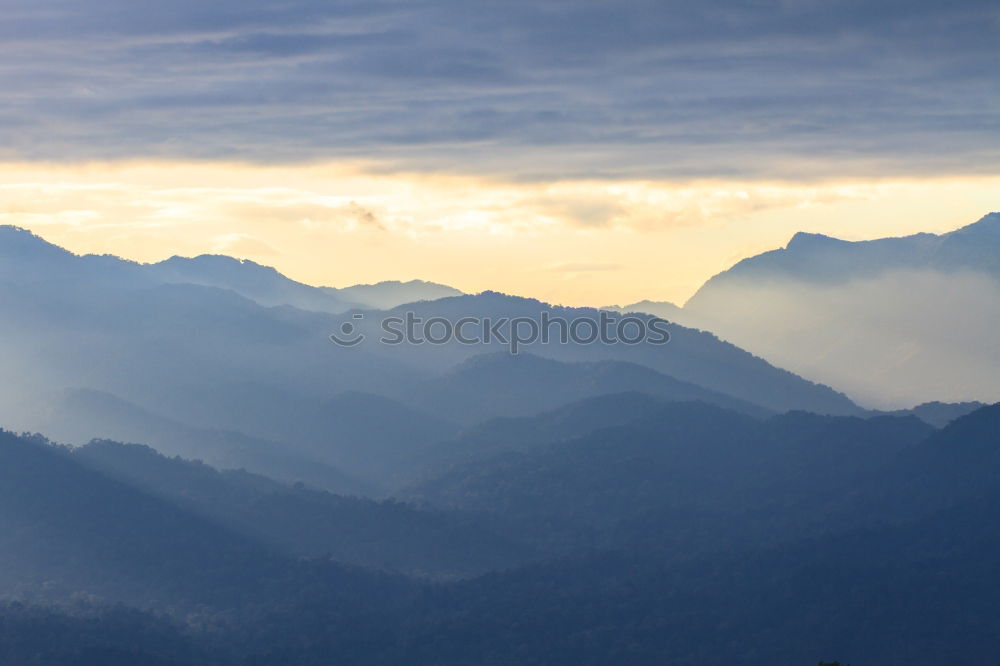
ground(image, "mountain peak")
xmin=158 ymin=254 xmax=278 ymax=275
xmin=0 ymin=224 xmax=32 ymax=237
xmin=0 ymin=224 xmax=74 ymax=259
xmin=348 ymin=279 xmax=452 ymax=289
xmin=333 ymin=279 xmax=464 ymax=309
xmin=785 ymin=231 xmax=848 ymax=250
xmin=949 ymin=211 xmax=1000 ymax=238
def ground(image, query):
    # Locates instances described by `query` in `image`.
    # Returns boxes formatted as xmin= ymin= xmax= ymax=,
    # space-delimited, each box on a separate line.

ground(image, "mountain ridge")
xmin=0 ymin=225 xmax=464 ymax=313
xmin=687 ymin=211 xmax=1000 ymax=299
xmin=676 ymin=212 xmax=1000 ymax=406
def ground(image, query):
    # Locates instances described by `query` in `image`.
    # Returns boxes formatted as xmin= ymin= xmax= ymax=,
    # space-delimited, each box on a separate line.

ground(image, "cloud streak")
xmin=2 ymin=0 xmax=998 ymax=179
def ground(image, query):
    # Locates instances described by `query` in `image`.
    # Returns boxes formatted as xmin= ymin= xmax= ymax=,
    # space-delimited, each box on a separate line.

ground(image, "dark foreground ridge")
xmin=2 ymin=402 xmax=999 ymax=665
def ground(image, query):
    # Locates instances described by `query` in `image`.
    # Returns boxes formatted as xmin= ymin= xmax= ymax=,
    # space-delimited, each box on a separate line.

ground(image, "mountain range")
xmin=617 ymin=213 xmax=1000 ymax=407
xmin=2 ymin=398 xmax=999 ymax=664
xmin=3 ymin=218 xmax=999 ymax=664
xmin=0 ymin=224 xmax=864 ymax=495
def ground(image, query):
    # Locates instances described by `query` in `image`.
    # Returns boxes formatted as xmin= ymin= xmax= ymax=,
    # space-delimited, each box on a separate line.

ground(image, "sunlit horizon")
xmin=3 ymin=160 xmax=997 ymax=308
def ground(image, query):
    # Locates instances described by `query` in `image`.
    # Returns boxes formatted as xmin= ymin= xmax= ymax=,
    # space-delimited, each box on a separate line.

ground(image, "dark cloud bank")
xmin=2 ymin=0 xmax=998 ymax=178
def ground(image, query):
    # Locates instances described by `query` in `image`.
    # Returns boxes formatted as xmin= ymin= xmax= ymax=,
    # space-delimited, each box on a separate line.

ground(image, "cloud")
xmin=529 ymin=195 xmax=626 ymax=228
xmin=295 ymin=201 xmax=385 ymax=231
xmin=4 ymin=161 xmax=999 ymax=307
xmin=0 ymin=0 xmax=998 ymax=179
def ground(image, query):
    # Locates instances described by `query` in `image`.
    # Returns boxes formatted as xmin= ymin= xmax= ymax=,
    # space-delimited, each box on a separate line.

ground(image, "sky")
xmin=2 ymin=0 xmax=998 ymax=306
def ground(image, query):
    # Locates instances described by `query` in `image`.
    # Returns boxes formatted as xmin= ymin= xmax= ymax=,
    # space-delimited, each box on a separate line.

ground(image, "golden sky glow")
xmin=2 ymin=161 xmax=998 ymax=307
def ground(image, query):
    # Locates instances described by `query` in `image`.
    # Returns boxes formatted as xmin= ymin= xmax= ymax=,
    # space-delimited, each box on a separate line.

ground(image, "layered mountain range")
xmin=2 ymin=219 xmax=998 ymax=665
xmin=2 ymin=398 xmax=998 ymax=665
xmin=617 ymin=213 xmax=1000 ymax=407
xmin=0 ymin=224 xmax=866 ymax=493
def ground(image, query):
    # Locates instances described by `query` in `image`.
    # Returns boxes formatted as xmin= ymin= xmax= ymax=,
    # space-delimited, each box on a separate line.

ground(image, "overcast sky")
xmin=2 ymin=0 xmax=999 ymax=304
xmin=5 ymin=0 xmax=999 ymax=177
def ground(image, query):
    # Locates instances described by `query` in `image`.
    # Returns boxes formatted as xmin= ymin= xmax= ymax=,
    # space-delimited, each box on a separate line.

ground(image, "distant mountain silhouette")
xmin=401 ymin=391 xmax=717 ymax=486
xmin=18 ymin=385 xmax=458 ymax=495
xmin=603 ymin=299 xmax=684 ymax=320
xmin=405 ymin=400 xmax=935 ymax=555
xmin=34 ymin=388 xmax=371 ymax=494
xmin=403 ymin=352 xmax=772 ymax=425
xmin=680 ymin=212 xmax=1000 ymax=406
xmin=353 ymin=292 xmax=861 ymax=415
xmin=688 ymin=212 xmax=1000 ymax=288
xmin=330 ymin=279 xmax=464 ymax=309
xmin=146 ymin=254 xmax=359 ymax=313
xmin=0 ymin=225 xmax=145 ymax=286
xmin=73 ymin=439 xmax=531 ymax=576
xmin=878 ymin=400 xmax=986 ymax=428
xmin=148 ymin=256 xmax=462 ymax=312
xmin=602 ymin=299 xmax=709 ymax=332
xmin=0 ymin=225 xmax=75 ymax=271
xmin=2 ymin=225 xmax=863 ymax=496
xmin=298 ymin=391 xmax=460 ymax=487
xmin=0 ymin=225 xmax=461 ymax=316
